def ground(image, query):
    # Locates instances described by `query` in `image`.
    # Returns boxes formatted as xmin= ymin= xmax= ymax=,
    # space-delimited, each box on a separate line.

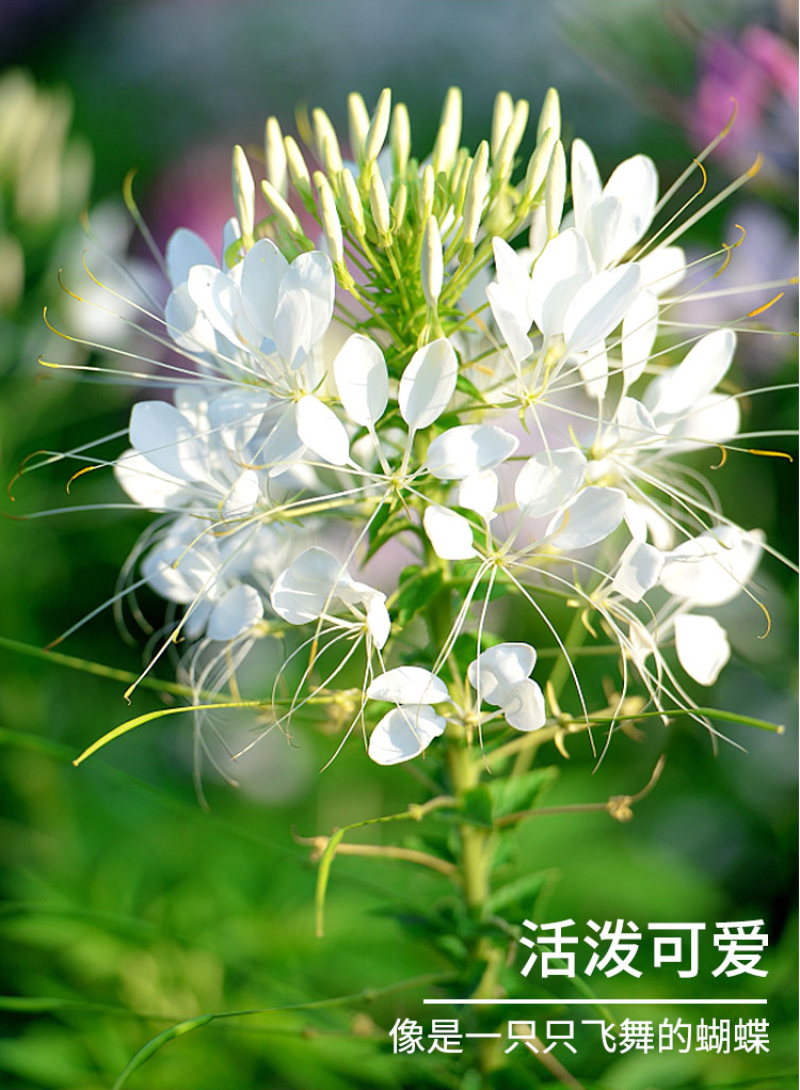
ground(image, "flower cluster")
xmin=48 ymin=86 xmax=787 ymax=773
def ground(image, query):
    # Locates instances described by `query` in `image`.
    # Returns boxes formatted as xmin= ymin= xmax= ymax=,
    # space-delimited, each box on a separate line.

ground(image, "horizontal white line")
xmin=423 ymin=998 xmax=767 ymax=1005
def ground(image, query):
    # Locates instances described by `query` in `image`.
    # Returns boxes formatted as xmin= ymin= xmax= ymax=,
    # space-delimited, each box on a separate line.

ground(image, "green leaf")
xmin=485 ymin=871 xmax=550 ymax=917
xmin=393 ymin=567 xmax=444 ymax=627
xmin=455 ymin=374 xmax=484 ymax=401
xmin=489 ymin=767 xmax=559 ymax=821
xmin=459 ymin=785 xmax=494 ymax=828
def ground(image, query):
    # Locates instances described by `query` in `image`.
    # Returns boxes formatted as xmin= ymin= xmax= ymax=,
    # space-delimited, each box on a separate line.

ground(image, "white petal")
xmin=582 ymin=194 xmax=625 ymax=270
xmin=207 ymin=389 xmax=271 ymax=451
xmin=621 ymin=289 xmax=658 ymax=391
xmin=514 ymin=448 xmax=586 ymax=517
xmin=426 ymin=424 xmax=518 ymax=480
xmin=674 ymin=613 xmax=730 ymax=686
xmin=206 ymin=584 xmax=264 ymax=641
xmin=367 ymin=667 xmax=449 ymax=705
xmin=399 ymin=338 xmax=459 ymax=431
xmin=615 ymin=397 xmax=659 ymax=446
xmin=623 ymin=497 xmax=649 ymax=543
xmin=186 ymin=264 xmax=245 ymax=345
xmin=492 ymin=237 xmax=533 ymax=321
xmin=547 ymin=486 xmax=626 ymax=550
xmin=457 ymin=470 xmax=498 ymax=519
xmin=165 ymin=228 xmax=217 ymax=288
xmin=114 ymin=448 xmax=188 ymax=510
xmin=129 ymin=400 xmax=208 ymax=483
xmin=570 ymin=138 xmax=602 ymax=235
xmin=273 ymin=251 xmax=335 ymax=365
xmin=273 ymin=287 xmax=313 ymax=368
xmin=423 ymin=506 xmax=476 ymax=560
xmin=165 ymin=284 xmax=218 ymax=354
xmin=333 ymin=334 xmax=389 ymax=427
xmin=576 ymin=341 xmax=608 ymax=400
xmin=486 ymin=281 xmax=533 ymax=365
xmin=639 ymin=245 xmax=686 ymax=295
xmin=502 ymin=678 xmax=547 ymax=732
xmin=530 ymin=228 xmax=593 ymax=340
xmin=368 ymin=705 xmax=446 ymax=765
xmin=366 ymin=595 xmax=391 ymax=649
xmin=260 ymin=409 xmax=305 ymax=477
xmin=563 ymin=264 xmax=642 ymax=353
xmin=239 ymin=238 xmax=288 ymax=341
xmin=222 ymin=469 xmax=260 ymax=520
xmin=644 ymin=329 xmax=736 ymax=419
xmin=269 ymin=547 xmax=342 ymax=623
xmin=660 ymin=527 xmax=763 ymax=606
xmin=664 ymin=393 xmax=740 ymax=449
xmin=468 ymin=642 xmax=536 ymax=706
xmin=612 ymin=540 xmax=665 ymax=602
xmin=603 ymin=154 xmax=658 ymax=251
xmin=295 ymin=395 xmax=350 ymax=466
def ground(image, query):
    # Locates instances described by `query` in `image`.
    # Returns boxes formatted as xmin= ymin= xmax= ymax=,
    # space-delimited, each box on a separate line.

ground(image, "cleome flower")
xmin=32 ymin=82 xmax=793 ymax=786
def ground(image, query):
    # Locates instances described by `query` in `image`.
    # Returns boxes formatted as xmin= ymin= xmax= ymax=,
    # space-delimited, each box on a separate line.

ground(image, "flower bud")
xmin=392 ymin=183 xmax=407 ymax=232
xmin=462 ymin=140 xmax=488 ymax=246
xmin=364 ymin=88 xmax=391 ymax=165
xmin=493 ymin=98 xmax=529 ymax=182
xmin=314 ymin=171 xmax=343 ymax=264
xmin=369 ymin=165 xmax=392 ymax=242
xmin=537 ymin=87 xmax=561 ymax=143
xmin=264 ymin=116 xmax=287 ymax=199
xmin=432 ymin=86 xmax=462 ymax=177
xmin=347 ymin=92 xmax=370 ymax=162
xmin=491 ymin=90 xmax=514 ymax=159
xmin=522 ymin=126 xmax=555 ymax=205
xmin=312 ymin=108 xmax=343 ymax=174
xmin=545 ymin=139 xmax=566 ymax=239
xmin=417 ymin=163 xmax=434 ymax=221
xmin=284 ymin=135 xmax=314 ymax=207
xmin=390 ymin=102 xmax=411 ymax=178
xmin=340 ymin=168 xmax=366 ymax=235
xmin=261 ymin=178 xmax=303 ymax=238
xmin=232 ymin=145 xmax=255 ymax=244
xmin=421 ymin=215 xmax=443 ymax=308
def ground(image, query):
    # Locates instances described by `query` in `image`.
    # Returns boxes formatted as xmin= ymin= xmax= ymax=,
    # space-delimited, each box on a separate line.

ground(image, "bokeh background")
xmin=0 ymin=2 xmax=797 ymax=1088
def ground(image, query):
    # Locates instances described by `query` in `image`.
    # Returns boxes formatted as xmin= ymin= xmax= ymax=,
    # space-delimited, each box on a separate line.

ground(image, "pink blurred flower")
xmin=689 ymin=25 xmax=798 ymax=180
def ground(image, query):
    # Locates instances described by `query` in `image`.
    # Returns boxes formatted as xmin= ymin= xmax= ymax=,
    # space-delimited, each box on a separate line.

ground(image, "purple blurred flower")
xmin=689 ymin=25 xmax=798 ymax=179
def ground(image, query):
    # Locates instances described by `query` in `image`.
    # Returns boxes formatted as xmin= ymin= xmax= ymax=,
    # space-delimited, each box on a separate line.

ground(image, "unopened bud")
xmin=314 ymin=171 xmax=343 ymax=264
xmin=491 ymin=91 xmax=514 ymax=159
xmin=537 ymin=87 xmax=561 ymax=144
xmin=284 ymin=135 xmax=314 ymax=207
xmin=340 ymin=168 xmax=365 ymax=235
xmin=347 ymin=92 xmax=370 ymax=162
xmin=390 ymin=102 xmax=411 ymax=178
xmin=522 ymin=127 xmax=556 ymax=205
xmin=392 ymin=183 xmax=407 ymax=232
xmin=421 ymin=215 xmax=443 ymax=308
xmin=364 ymin=88 xmax=391 ymax=165
xmin=545 ymin=139 xmax=566 ymax=238
xmin=265 ymin=117 xmax=287 ymax=198
xmin=369 ymin=166 xmax=392 ymax=242
xmin=261 ymin=178 xmax=303 ymax=238
xmin=417 ymin=163 xmax=434 ymax=221
xmin=462 ymin=140 xmax=489 ymax=246
xmin=493 ymin=98 xmax=529 ymax=181
xmin=432 ymin=86 xmax=462 ymax=177
xmin=312 ymin=108 xmax=342 ymax=174
xmin=232 ymin=144 xmax=255 ymax=245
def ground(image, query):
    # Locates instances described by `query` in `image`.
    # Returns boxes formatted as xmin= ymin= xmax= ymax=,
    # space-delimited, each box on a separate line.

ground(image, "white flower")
xmin=468 ymin=643 xmax=546 ymax=732
xmin=366 ymin=666 xmax=449 ymax=765
xmin=141 ymin=517 xmax=264 ymax=641
xmin=270 ymin=547 xmax=390 ymax=648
